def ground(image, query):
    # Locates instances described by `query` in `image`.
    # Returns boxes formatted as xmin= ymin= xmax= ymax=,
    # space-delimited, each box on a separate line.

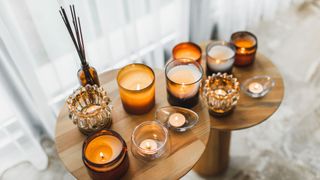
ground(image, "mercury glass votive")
xmin=201 ymin=73 xmax=240 ymax=117
xmin=206 ymin=41 xmax=236 ymax=76
xmin=67 ymin=85 xmax=112 ymax=135
xmin=82 ymin=129 xmax=129 ymax=180
xmin=231 ymin=31 xmax=258 ymax=66
xmin=117 ymin=63 xmax=155 ymax=115
xmin=172 ymin=42 xmax=202 ymax=63
xmin=131 ymin=121 xmax=169 ymax=161
xmin=165 ymin=58 xmax=203 ymax=108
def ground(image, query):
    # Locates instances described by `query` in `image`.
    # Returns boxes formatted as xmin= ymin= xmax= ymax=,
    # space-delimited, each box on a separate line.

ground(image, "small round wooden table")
xmin=193 ymin=48 xmax=285 ymax=176
xmin=55 ymin=69 xmax=211 ymax=180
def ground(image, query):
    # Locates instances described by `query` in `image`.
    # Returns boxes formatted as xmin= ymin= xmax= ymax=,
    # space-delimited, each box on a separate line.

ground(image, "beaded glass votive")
xmin=67 ymin=85 xmax=112 ymax=135
xmin=201 ymin=73 xmax=240 ymax=117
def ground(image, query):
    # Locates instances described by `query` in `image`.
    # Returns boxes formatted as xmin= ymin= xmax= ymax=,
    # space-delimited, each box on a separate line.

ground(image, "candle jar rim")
xmin=206 ymin=41 xmax=236 ymax=62
xmin=82 ymin=129 xmax=127 ymax=168
xmin=165 ymin=58 xmax=203 ymax=86
xmin=131 ymin=121 xmax=169 ymax=154
xmin=117 ymin=63 xmax=155 ymax=92
xmin=230 ymin=31 xmax=258 ymax=48
xmin=172 ymin=42 xmax=202 ymax=59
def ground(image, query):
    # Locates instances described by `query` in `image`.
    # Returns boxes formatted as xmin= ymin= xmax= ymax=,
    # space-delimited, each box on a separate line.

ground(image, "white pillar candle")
xmin=168 ymin=113 xmax=186 ymax=128
xmin=139 ymin=139 xmax=158 ymax=155
xmin=167 ymin=65 xmax=202 ymax=99
xmin=207 ymin=45 xmax=235 ymax=72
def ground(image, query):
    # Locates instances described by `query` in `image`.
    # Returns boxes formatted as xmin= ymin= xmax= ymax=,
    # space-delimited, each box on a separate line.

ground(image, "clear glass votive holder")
xmin=172 ymin=42 xmax=202 ymax=63
xmin=201 ymin=73 xmax=240 ymax=117
xmin=67 ymin=85 xmax=112 ymax=135
xmin=131 ymin=121 xmax=169 ymax=161
xmin=206 ymin=41 xmax=236 ymax=76
xmin=165 ymin=58 xmax=203 ymax=108
xmin=82 ymin=129 xmax=129 ymax=180
xmin=231 ymin=31 xmax=258 ymax=67
xmin=117 ymin=63 xmax=155 ymax=115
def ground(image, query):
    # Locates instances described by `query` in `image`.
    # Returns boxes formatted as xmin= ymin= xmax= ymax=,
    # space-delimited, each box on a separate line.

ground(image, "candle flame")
xmin=100 ymin=152 xmax=104 ymax=159
xmin=136 ymin=84 xmax=141 ymax=90
xmin=240 ymin=48 xmax=246 ymax=53
xmin=145 ymin=142 xmax=151 ymax=150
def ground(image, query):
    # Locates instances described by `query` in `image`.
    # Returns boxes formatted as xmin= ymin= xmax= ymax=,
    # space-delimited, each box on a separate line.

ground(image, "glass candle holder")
xmin=165 ymin=58 xmax=203 ymax=108
xmin=67 ymin=85 xmax=112 ymax=135
xmin=206 ymin=41 xmax=236 ymax=76
xmin=201 ymin=73 xmax=240 ymax=117
xmin=172 ymin=42 xmax=202 ymax=63
xmin=82 ymin=129 xmax=129 ymax=180
xmin=231 ymin=31 xmax=258 ymax=66
xmin=131 ymin=121 xmax=169 ymax=161
xmin=117 ymin=63 xmax=155 ymax=115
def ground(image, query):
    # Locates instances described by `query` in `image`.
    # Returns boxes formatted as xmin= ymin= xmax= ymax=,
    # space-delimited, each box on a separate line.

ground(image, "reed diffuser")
xmin=59 ymin=5 xmax=100 ymax=87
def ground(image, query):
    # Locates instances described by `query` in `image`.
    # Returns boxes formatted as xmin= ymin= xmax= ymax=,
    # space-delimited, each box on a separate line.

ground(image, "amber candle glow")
xmin=117 ymin=64 xmax=155 ymax=114
xmin=82 ymin=129 xmax=129 ymax=180
xmin=231 ymin=31 xmax=258 ymax=66
xmin=173 ymin=42 xmax=202 ymax=63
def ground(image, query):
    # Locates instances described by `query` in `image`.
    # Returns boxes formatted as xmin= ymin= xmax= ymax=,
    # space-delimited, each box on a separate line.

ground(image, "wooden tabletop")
xmin=55 ymin=69 xmax=211 ymax=180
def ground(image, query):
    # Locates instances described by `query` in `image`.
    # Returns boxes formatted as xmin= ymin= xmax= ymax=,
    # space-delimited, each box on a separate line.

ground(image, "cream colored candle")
xmin=167 ymin=65 xmax=202 ymax=99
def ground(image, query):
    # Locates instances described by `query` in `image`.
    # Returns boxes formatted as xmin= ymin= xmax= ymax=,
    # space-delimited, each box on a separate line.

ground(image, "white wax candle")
xmin=167 ymin=65 xmax=202 ymax=99
xmin=214 ymin=89 xmax=227 ymax=97
xmin=248 ymin=82 xmax=263 ymax=94
xmin=139 ymin=139 xmax=158 ymax=155
xmin=168 ymin=113 xmax=186 ymax=128
xmin=207 ymin=45 xmax=235 ymax=72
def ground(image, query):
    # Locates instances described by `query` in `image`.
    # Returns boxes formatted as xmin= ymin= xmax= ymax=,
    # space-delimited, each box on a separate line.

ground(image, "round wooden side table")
xmin=55 ymin=69 xmax=211 ymax=180
xmin=193 ymin=47 xmax=285 ymax=176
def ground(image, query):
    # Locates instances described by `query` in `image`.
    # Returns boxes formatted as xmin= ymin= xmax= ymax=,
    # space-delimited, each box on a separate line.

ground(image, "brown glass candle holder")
xmin=201 ymin=73 xmax=240 ymax=117
xmin=172 ymin=42 xmax=202 ymax=63
xmin=165 ymin=58 xmax=203 ymax=108
xmin=82 ymin=129 xmax=129 ymax=180
xmin=117 ymin=63 xmax=155 ymax=115
xmin=67 ymin=85 xmax=112 ymax=135
xmin=231 ymin=31 xmax=258 ymax=67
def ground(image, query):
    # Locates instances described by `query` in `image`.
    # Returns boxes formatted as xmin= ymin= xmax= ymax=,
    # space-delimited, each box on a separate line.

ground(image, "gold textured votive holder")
xmin=67 ymin=85 xmax=112 ymax=135
xmin=201 ymin=73 xmax=240 ymax=117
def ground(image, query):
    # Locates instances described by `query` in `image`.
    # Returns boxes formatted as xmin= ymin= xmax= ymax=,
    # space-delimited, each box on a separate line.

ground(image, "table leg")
xmin=193 ymin=129 xmax=231 ymax=176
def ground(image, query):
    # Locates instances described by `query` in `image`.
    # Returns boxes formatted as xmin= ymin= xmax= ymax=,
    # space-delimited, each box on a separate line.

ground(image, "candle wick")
xmin=100 ymin=152 xmax=104 ymax=159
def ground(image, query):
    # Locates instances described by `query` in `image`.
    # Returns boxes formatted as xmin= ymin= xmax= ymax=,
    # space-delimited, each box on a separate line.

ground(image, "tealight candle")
xmin=168 ymin=113 xmax=186 ymax=128
xmin=248 ymin=82 xmax=263 ymax=94
xmin=172 ymin=42 xmax=202 ymax=63
xmin=117 ymin=63 xmax=155 ymax=114
xmin=82 ymin=129 xmax=129 ymax=180
xmin=231 ymin=31 xmax=258 ymax=66
xmin=139 ymin=139 xmax=158 ymax=155
xmin=206 ymin=41 xmax=235 ymax=76
xmin=165 ymin=59 xmax=203 ymax=108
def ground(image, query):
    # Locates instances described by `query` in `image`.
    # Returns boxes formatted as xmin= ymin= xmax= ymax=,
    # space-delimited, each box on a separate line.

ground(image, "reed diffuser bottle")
xmin=60 ymin=5 xmax=100 ymax=87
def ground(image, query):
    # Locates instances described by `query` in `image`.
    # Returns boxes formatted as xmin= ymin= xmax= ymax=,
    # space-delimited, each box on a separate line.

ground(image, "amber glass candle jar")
xmin=172 ymin=42 xmax=202 ymax=63
xmin=230 ymin=31 xmax=258 ymax=67
xmin=117 ymin=63 xmax=155 ymax=114
xmin=82 ymin=129 xmax=129 ymax=180
xmin=165 ymin=58 xmax=203 ymax=108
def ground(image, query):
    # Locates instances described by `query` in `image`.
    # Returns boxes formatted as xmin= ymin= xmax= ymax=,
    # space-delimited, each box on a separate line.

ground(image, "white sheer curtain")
xmin=190 ymin=0 xmax=307 ymax=42
xmin=0 ymin=0 xmax=190 ymax=173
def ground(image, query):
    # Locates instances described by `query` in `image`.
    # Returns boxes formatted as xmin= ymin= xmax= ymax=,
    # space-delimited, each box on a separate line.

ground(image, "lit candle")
xmin=139 ymin=139 xmax=158 ymax=155
xmin=206 ymin=41 xmax=235 ymax=75
xmin=231 ymin=31 xmax=258 ymax=66
xmin=117 ymin=64 xmax=155 ymax=114
xmin=168 ymin=113 xmax=186 ymax=128
xmin=166 ymin=60 xmax=203 ymax=108
xmin=82 ymin=130 xmax=129 ymax=180
xmin=248 ymin=82 xmax=263 ymax=94
xmin=173 ymin=42 xmax=202 ymax=63
xmin=214 ymin=89 xmax=227 ymax=97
